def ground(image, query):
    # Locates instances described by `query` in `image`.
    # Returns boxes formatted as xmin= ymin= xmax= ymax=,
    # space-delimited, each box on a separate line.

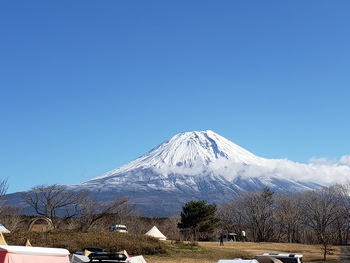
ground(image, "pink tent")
xmin=0 ymin=245 xmax=70 ymax=263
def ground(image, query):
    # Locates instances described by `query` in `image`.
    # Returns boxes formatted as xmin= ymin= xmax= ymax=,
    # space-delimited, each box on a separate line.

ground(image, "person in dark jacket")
xmin=219 ymin=234 xmax=224 ymax=246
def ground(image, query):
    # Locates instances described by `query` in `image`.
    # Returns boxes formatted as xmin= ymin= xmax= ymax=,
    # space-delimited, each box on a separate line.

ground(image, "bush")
xmin=3 ymin=230 xmax=167 ymax=255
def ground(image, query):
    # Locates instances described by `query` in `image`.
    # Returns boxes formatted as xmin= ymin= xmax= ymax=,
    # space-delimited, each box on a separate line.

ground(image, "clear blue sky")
xmin=1 ymin=1 xmax=350 ymax=193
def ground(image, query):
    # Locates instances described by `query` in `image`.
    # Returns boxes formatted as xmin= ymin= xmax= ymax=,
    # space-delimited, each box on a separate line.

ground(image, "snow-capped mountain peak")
xmin=6 ymin=130 xmax=350 ymax=217
xmin=94 ymin=130 xmax=267 ymax=180
xmin=77 ymin=130 xmax=341 ymax=216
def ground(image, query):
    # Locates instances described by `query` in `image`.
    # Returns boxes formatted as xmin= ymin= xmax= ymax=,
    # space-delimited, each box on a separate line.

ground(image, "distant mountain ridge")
xmin=74 ymin=130 xmax=322 ymax=216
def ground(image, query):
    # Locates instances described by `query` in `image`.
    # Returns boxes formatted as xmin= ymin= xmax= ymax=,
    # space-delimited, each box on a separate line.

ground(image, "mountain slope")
xmin=77 ymin=130 xmax=322 ymax=216
xmin=88 ymin=130 xmax=267 ymax=181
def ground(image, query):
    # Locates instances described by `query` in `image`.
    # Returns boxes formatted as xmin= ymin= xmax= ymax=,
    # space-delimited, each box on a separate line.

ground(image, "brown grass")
xmin=3 ymin=232 xmax=341 ymax=263
xmin=145 ymin=241 xmax=341 ymax=263
xmin=4 ymin=231 xmax=167 ymax=256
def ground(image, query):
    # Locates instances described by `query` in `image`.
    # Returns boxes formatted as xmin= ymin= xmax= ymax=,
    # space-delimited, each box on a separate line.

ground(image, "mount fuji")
xmin=74 ymin=130 xmax=322 ymax=217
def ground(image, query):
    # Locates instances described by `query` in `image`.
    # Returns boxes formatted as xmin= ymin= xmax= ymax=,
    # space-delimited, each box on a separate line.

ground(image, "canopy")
xmin=145 ymin=226 xmax=166 ymax=240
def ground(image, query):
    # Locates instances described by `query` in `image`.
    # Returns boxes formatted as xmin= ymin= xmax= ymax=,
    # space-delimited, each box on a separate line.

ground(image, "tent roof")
xmin=0 ymin=245 xmax=70 ymax=256
xmin=145 ymin=226 xmax=166 ymax=240
xmin=0 ymin=224 xmax=10 ymax=233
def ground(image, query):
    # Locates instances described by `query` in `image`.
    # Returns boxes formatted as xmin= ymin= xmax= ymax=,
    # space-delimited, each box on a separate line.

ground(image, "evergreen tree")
xmin=178 ymin=200 xmax=219 ymax=242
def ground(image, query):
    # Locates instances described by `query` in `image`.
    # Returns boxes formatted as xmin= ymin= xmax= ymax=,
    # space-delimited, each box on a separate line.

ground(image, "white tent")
xmin=145 ymin=226 xmax=166 ymax=240
xmin=0 ymin=224 xmax=10 ymax=233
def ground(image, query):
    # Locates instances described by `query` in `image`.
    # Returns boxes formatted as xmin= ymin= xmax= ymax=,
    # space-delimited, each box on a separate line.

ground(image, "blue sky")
xmin=1 ymin=1 xmax=350 ymax=193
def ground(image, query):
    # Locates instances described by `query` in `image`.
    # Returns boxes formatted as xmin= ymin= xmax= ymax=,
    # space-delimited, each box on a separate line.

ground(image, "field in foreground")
xmin=4 ymin=232 xmax=342 ymax=263
xmin=145 ymin=241 xmax=341 ymax=263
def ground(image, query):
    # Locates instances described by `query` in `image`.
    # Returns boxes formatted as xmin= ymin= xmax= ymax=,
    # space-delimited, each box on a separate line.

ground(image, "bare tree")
xmin=0 ymin=178 xmax=9 ymax=213
xmin=77 ymin=193 xmax=135 ymax=232
xmin=0 ymin=178 xmax=8 ymax=196
xmin=299 ymin=185 xmax=346 ymax=260
xmin=217 ymin=202 xmax=245 ymax=240
xmin=274 ymin=192 xmax=304 ymax=243
xmin=0 ymin=205 xmax=23 ymax=232
xmin=337 ymin=181 xmax=350 ymax=244
xmin=164 ymin=215 xmax=181 ymax=241
xmin=21 ymin=184 xmax=87 ymax=228
xmin=239 ymin=188 xmax=275 ymax=242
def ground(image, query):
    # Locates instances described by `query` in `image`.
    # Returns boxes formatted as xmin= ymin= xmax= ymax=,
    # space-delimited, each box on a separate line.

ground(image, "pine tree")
xmin=178 ymin=200 xmax=219 ymax=242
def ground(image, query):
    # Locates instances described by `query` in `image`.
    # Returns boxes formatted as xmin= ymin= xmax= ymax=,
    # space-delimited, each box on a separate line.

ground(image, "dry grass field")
xmin=4 ymin=232 xmax=342 ymax=263
xmin=145 ymin=241 xmax=341 ymax=263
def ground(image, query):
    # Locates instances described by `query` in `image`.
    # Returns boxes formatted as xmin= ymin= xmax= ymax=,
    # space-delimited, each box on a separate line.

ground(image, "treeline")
xmin=1 ymin=179 xmax=350 ymax=253
xmin=216 ymin=183 xmax=350 ymax=260
xmin=0 ymin=181 xmax=182 ymax=240
xmin=217 ymin=184 xmax=350 ymax=245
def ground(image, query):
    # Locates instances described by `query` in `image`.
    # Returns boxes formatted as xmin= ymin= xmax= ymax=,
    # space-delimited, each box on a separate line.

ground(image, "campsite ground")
xmin=145 ymin=241 xmax=341 ymax=263
xmin=3 ymin=232 xmax=342 ymax=262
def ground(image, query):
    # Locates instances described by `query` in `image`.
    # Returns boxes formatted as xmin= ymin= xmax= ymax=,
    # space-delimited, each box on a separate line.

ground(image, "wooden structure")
xmin=28 ymin=217 xmax=54 ymax=232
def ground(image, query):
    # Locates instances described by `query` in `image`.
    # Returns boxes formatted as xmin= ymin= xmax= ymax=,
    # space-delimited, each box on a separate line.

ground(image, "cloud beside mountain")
xmin=269 ymin=157 xmax=350 ymax=185
xmin=87 ymin=130 xmax=350 ymax=188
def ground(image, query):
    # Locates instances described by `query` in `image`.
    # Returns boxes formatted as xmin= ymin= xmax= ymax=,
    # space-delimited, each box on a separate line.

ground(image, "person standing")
xmin=241 ymin=230 xmax=246 ymax=242
xmin=219 ymin=234 xmax=224 ymax=246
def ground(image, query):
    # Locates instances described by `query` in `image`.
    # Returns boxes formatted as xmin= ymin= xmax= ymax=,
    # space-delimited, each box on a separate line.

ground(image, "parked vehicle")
xmin=72 ymin=247 xmax=127 ymax=263
xmin=109 ymin=224 xmax=128 ymax=233
xmin=255 ymin=253 xmax=303 ymax=263
xmin=218 ymin=260 xmax=259 ymax=263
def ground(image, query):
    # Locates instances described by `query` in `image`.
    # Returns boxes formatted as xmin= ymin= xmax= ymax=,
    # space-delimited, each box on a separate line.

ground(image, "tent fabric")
xmin=70 ymin=254 xmax=89 ymax=263
xmin=1 ymin=252 xmax=69 ymax=263
xmin=145 ymin=226 xmax=166 ymax=240
xmin=126 ymin=255 xmax=147 ymax=263
xmin=0 ymin=233 xmax=7 ymax=245
xmin=0 ymin=225 xmax=10 ymax=233
xmin=0 ymin=245 xmax=69 ymax=256
xmin=0 ymin=245 xmax=70 ymax=263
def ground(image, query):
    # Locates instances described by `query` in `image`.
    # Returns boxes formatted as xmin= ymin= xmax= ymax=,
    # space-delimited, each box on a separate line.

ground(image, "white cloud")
xmin=275 ymin=156 xmax=349 ymax=185
xmin=150 ymin=154 xmax=350 ymax=187
xmin=309 ymin=155 xmax=350 ymax=167
xmin=339 ymin=155 xmax=350 ymax=166
xmin=309 ymin=157 xmax=337 ymax=165
xmin=216 ymin=156 xmax=350 ymax=186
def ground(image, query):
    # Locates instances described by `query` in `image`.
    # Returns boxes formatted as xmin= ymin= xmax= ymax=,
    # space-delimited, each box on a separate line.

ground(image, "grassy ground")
xmin=4 ymin=232 xmax=341 ymax=263
xmin=145 ymin=241 xmax=340 ymax=263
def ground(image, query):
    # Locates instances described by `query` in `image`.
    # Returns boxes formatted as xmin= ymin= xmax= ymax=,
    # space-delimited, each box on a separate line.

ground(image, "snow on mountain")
xmin=5 ymin=130 xmax=349 ymax=217
xmin=74 ymin=130 xmax=350 ymax=216
xmin=88 ymin=130 xmax=269 ymax=182
xmin=82 ymin=130 xmax=332 ymax=189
